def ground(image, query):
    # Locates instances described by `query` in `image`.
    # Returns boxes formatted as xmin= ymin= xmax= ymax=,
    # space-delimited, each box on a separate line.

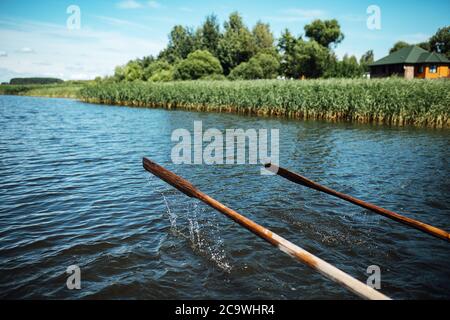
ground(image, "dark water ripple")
xmin=0 ymin=95 xmax=449 ymax=299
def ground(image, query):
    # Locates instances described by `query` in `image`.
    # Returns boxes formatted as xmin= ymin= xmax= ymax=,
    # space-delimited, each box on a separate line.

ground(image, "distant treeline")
xmin=9 ymin=78 xmax=64 ymax=85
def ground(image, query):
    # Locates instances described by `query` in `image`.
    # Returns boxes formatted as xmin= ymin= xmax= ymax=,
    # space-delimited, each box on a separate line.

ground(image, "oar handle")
xmin=143 ymin=158 xmax=391 ymax=300
xmin=265 ymin=164 xmax=450 ymax=242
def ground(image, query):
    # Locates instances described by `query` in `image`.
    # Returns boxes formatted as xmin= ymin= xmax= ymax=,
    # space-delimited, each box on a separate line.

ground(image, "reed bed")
xmin=16 ymin=78 xmax=447 ymax=127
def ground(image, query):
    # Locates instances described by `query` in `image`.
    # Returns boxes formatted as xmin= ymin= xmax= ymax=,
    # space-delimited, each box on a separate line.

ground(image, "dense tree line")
xmin=9 ymin=77 xmax=63 ymax=85
xmin=107 ymin=12 xmax=448 ymax=82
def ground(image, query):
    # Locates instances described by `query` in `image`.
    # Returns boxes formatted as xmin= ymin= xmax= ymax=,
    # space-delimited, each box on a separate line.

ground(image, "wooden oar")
xmin=143 ymin=157 xmax=390 ymax=300
xmin=265 ymin=164 xmax=450 ymax=242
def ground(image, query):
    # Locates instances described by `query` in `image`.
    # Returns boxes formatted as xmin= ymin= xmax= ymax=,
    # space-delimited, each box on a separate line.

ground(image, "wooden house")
xmin=370 ymin=46 xmax=450 ymax=79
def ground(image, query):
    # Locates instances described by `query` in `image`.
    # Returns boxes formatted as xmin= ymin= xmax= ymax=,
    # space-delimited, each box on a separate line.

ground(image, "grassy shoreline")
xmin=0 ymin=83 xmax=83 ymax=99
xmin=80 ymin=79 xmax=450 ymax=128
xmin=1 ymin=79 xmax=449 ymax=127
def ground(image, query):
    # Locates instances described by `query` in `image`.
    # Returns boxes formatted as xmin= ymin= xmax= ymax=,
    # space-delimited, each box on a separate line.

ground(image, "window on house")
xmin=430 ymin=65 xmax=437 ymax=73
xmin=418 ymin=66 xmax=424 ymax=73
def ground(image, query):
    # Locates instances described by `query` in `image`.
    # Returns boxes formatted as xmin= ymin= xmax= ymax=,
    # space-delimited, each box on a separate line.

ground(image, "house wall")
xmin=390 ymin=64 xmax=450 ymax=79
xmin=374 ymin=64 xmax=450 ymax=79
xmin=404 ymin=65 xmax=414 ymax=79
xmin=370 ymin=64 xmax=405 ymax=78
xmin=415 ymin=65 xmax=426 ymax=79
xmin=420 ymin=64 xmax=449 ymax=79
xmin=438 ymin=65 xmax=449 ymax=78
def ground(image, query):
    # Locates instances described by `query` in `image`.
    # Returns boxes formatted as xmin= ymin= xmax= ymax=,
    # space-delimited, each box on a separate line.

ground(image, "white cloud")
xmin=117 ymin=0 xmax=143 ymax=9
xmin=0 ymin=17 xmax=166 ymax=81
xmin=282 ymin=8 xmax=325 ymax=18
xmin=67 ymin=73 xmax=91 ymax=80
xmin=279 ymin=8 xmax=325 ymax=21
xmin=18 ymin=47 xmax=35 ymax=54
xmin=116 ymin=0 xmax=162 ymax=9
xmin=265 ymin=8 xmax=325 ymax=23
xmin=179 ymin=7 xmax=193 ymax=13
xmin=340 ymin=14 xmax=366 ymax=23
xmin=0 ymin=67 xmax=35 ymax=82
xmin=148 ymin=1 xmax=161 ymax=9
xmin=95 ymin=15 xmax=153 ymax=31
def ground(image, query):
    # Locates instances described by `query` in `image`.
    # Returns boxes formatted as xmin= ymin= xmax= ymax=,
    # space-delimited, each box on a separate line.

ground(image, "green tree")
xmin=174 ymin=50 xmax=223 ymax=80
xmin=417 ymin=41 xmax=431 ymax=51
xmin=429 ymin=26 xmax=450 ymax=58
xmin=389 ymin=41 xmax=410 ymax=54
xmin=229 ymin=53 xmax=280 ymax=80
xmin=278 ymin=29 xmax=299 ymax=78
xmin=325 ymin=54 xmax=365 ymax=78
xmin=336 ymin=55 xmax=363 ymax=78
xmin=113 ymin=65 xmax=126 ymax=81
xmin=304 ymin=19 xmax=344 ymax=48
xmin=196 ymin=14 xmax=222 ymax=57
xmin=159 ymin=25 xmax=196 ymax=63
xmin=137 ymin=55 xmax=155 ymax=69
xmin=360 ymin=50 xmax=374 ymax=72
xmin=278 ymin=29 xmax=297 ymax=54
xmin=252 ymin=21 xmax=275 ymax=54
xmin=217 ymin=12 xmax=256 ymax=74
xmin=290 ymin=40 xmax=332 ymax=78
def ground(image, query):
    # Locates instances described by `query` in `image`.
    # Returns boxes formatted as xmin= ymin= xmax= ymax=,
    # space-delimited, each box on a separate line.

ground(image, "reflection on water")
xmin=0 ymin=95 xmax=449 ymax=299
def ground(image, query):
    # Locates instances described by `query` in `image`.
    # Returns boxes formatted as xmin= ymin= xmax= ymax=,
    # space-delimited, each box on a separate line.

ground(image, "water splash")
xmin=162 ymin=193 xmax=177 ymax=231
xmin=162 ymin=194 xmax=232 ymax=273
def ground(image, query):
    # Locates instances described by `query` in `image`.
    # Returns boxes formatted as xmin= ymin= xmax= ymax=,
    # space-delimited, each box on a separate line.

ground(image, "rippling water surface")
xmin=0 ymin=95 xmax=449 ymax=299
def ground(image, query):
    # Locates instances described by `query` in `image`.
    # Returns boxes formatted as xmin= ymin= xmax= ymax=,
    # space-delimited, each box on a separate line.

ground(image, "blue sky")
xmin=0 ymin=0 xmax=449 ymax=81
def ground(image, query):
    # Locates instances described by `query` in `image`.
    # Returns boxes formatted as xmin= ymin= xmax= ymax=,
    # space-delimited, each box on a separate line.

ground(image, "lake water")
xmin=0 ymin=95 xmax=449 ymax=299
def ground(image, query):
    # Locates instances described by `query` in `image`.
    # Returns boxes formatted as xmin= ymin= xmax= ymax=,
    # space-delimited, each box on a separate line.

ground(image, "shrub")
xmin=143 ymin=60 xmax=173 ymax=81
xmin=149 ymin=69 xmax=174 ymax=82
xmin=173 ymin=50 xmax=223 ymax=80
xmin=229 ymin=61 xmax=263 ymax=80
xmin=229 ymin=53 xmax=280 ymax=80
xmin=124 ymin=61 xmax=143 ymax=81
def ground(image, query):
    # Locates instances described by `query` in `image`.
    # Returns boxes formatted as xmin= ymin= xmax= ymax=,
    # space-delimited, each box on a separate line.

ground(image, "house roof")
xmin=417 ymin=51 xmax=450 ymax=63
xmin=370 ymin=46 xmax=450 ymax=66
